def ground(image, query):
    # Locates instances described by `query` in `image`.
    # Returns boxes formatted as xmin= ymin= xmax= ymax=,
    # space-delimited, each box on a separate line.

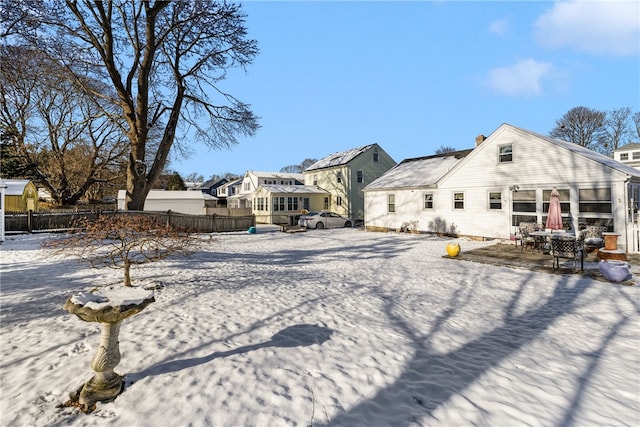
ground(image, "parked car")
xmin=299 ymin=211 xmax=353 ymax=229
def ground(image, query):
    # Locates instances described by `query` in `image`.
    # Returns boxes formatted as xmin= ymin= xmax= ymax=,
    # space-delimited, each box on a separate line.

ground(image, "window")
xmin=579 ymin=188 xmax=612 ymax=214
xmin=373 ymin=148 xmax=379 ymax=162
xmin=513 ymin=190 xmax=536 ymax=213
xmin=323 ymin=197 xmax=330 ymax=210
xmin=256 ymin=197 xmax=265 ymax=211
xmin=489 ymin=192 xmax=502 ymax=210
xmin=313 ymin=175 xmax=318 ymax=185
xmin=273 ymin=197 xmax=285 ymax=211
xmin=336 ymin=171 xmax=342 ymax=183
xmin=454 ymin=192 xmax=464 ymax=210
xmin=620 ymin=153 xmax=629 ymax=160
xmin=244 ymin=182 xmax=251 ymax=191
xmin=388 ymin=194 xmax=395 ymax=213
xmin=499 ymin=144 xmax=513 ymax=163
xmin=424 ymin=193 xmax=433 ymax=209
xmin=287 ymin=197 xmax=298 ymax=211
xmin=337 ymin=196 xmax=342 ymax=206
xmin=357 ymin=170 xmax=364 ymax=183
xmin=633 ymin=152 xmax=640 ymax=160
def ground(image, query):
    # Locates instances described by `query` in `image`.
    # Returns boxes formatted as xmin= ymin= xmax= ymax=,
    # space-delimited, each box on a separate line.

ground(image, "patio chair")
xmin=518 ymin=222 xmax=538 ymax=252
xmin=582 ymin=225 xmax=607 ymax=252
xmin=550 ymin=233 xmax=585 ymax=272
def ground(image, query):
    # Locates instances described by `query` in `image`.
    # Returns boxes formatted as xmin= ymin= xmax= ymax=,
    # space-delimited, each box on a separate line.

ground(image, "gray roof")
xmin=364 ymin=150 xmax=472 ymax=190
xmin=195 ymin=177 xmax=227 ymax=190
xmin=305 ymin=145 xmax=374 ymax=171
xmin=615 ymin=142 xmax=640 ymax=151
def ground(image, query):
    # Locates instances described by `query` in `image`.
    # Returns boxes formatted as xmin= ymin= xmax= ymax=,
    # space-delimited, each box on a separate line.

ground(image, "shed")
xmin=1 ymin=179 xmax=39 ymax=212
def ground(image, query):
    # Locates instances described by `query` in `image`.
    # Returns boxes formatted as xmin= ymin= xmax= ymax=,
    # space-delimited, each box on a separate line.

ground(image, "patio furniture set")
xmin=516 ymin=223 xmax=608 ymax=273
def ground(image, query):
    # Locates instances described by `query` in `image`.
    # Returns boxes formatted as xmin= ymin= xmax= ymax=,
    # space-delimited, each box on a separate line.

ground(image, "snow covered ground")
xmin=1 ymin=227 xmax=639 ymax=426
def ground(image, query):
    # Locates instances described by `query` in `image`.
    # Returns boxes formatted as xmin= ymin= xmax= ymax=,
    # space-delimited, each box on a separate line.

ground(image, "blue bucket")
xmin=248 ymin=226 xmax=257 ymax=234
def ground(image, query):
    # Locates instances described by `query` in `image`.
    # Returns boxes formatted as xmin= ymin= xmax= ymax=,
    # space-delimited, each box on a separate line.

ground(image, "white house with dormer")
xmin=364 ymin=123 xmax=640 ymax=252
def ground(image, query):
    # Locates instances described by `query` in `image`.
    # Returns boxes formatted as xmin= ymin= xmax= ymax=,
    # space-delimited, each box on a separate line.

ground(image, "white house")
xmin=117 ymin=190 xmax=217 ymax=215
xmin=364 ymin=123 xmax=640 ymax=252
xmin=613 ymin=142 xmax=640 ymax=170
xmin=227 ymin=171 xmax=304 ymax=209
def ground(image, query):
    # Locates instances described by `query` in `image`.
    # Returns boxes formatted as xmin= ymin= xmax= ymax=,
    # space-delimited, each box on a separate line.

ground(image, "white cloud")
xmin=485 ymin=58 xmax=554 ymax=96
xmin=489 ymin=18 xmax=510 ymax=36
xmin=534 ymin=0 xmax=640 ymax=56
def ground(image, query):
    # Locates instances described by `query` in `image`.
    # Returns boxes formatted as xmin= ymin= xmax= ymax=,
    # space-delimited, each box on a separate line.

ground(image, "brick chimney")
xmin=475 ymin=134 xmax=485 ymax=146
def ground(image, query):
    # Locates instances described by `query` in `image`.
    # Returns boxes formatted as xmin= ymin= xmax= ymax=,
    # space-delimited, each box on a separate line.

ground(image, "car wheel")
xmin=344 ymin=221 xmax=352 ymax=228
xmin=316 ymin=222 xmax=325 ymax=229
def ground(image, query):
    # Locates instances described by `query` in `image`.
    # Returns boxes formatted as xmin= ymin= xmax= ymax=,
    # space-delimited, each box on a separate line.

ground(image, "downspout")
xmin=623 ymin=176 xmax=630 ymax=252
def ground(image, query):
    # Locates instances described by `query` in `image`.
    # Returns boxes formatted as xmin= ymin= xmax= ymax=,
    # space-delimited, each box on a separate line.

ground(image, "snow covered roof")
xmin=259 ymin=184 xmax=328 ymax=194
xmin=364 ymin=150 xmax=472 ymax=190
xmin=0 ymin=179 xmax=33 ymax=196
xmin=305 ymin=145 xmax=374 ymax=171
xmin=246 ymin=171 xmax=304 ymax=181
xmin=117 ymin=190 xmax=213 ymax=200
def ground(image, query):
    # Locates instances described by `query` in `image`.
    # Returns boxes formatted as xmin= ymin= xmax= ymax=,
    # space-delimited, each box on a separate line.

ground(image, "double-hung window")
xmin=454 ymin=192 xmax=464 ymax=210
xmin=489 ymin=192 xmax=502 ymax=210
xmin=424 ymin=193 xmax=433 ymax=209
xmin=499 ymin=144 xmax=513 ymax=163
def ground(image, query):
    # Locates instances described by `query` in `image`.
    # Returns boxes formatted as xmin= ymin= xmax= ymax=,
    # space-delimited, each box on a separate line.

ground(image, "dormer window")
xmin=499 ymin=144 xmax=513 ymax=163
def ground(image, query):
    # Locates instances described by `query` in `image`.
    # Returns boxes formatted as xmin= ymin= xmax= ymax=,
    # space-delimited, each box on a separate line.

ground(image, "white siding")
xmin=117 ymin=190 xmax=206 ymax=215
xmin=365 ymin=124 xmax=640 ymax=251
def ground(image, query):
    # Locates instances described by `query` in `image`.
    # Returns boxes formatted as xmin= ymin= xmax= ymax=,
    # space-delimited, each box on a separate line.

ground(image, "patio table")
xmin=528 ymin=231 xmax=576 ymax=252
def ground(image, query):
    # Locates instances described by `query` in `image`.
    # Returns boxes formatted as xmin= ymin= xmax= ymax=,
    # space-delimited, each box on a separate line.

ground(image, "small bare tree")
xmin=46 ymin=214 xmax=199 ymax=286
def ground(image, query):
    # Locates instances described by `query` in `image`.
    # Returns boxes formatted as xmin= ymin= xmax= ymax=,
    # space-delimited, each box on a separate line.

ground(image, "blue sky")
xmin=170 ymin=0 xmax=640 ymax=179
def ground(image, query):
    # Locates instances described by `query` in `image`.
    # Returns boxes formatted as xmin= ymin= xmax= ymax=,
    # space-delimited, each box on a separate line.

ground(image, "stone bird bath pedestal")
xmin=63 ymin=286 xmax=154 ymax=411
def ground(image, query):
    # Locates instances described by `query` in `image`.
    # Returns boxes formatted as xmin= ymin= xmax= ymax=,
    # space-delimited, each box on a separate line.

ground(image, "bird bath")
xmin=63 ymin=286 xmax=154 ymax=411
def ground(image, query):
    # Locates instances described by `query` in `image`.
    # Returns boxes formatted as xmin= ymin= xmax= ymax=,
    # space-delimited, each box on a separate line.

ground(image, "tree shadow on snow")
xmin=125 ymin=324 xmax=334 ymax=384
xmin=318 ymin=271 xmax=626 ymax=427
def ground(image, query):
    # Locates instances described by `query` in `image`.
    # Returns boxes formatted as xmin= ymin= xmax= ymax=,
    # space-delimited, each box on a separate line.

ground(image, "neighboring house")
xmin=303 ymin=144 xmax=396 ymax=222
xmin=0 ymin=179 xmax=39 ymax=212
xmin=613 ymin=143 xmax=640 ymax=170
xmin=216 ymin=178 xmax=242 ymax=205
xmin=193 ymin=177 xmax=228 ymax=208
xmin=117 ymin=190 xmax=217 ymax=215
xmin=252 ymin=184 xmax=328 ymax=224
xmin=195 ymin=177 xmax=228 ymax=197
xmin=364 ymin=123 xmax=640 ymax=252
xmin=227 ymin=171 xmax=304 ymax=209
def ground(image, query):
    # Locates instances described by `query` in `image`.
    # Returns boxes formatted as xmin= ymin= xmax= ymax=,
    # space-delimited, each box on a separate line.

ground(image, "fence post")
xmin=167 ymin=210 xmax=172 ymax=227
xmin=27 ymin=209 xmax=33 ymax=233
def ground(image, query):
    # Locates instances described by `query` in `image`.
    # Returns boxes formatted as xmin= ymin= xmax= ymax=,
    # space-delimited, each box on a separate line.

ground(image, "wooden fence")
xmin=3 ymin=210 xmax=255 ymax=234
